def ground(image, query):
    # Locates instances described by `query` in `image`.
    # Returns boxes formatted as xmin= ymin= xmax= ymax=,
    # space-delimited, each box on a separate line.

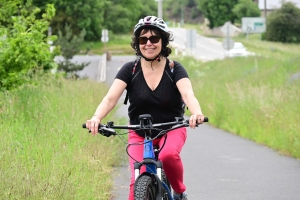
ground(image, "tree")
xmin=198 ymin=0 xmax=239 ymax=28
xmin=103 ymin=0 xmax=142 ymax=34
xmin=232 ymin=0 xmax=261 ymax=23
xmin=0 ymin=1 xmax=57 ymax=90
xmin=265 ymin=2 xmax=300 ymax=43
xmin=32 ymin=0 xmax=108 ymax=41
xmin=137 ymin=0 xmax=157 ymax=19
xmin=55 ymin=23 xmax=89 ymax=78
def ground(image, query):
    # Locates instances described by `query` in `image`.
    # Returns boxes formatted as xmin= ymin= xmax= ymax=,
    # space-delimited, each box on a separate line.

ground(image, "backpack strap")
xmin=165 ymin=59 xmax=187 ymax=112
xmin=124 ymin=59 xmax=139 ymax=105
xmin=168 ymin=58 xmax=175 ymax=73
xmin=164 ymin=58 xmax=176 ymax=86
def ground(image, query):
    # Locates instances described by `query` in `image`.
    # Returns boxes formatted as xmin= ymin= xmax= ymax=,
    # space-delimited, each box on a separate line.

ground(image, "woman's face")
xmin=138 ymin=29 xmax=162 ymax=59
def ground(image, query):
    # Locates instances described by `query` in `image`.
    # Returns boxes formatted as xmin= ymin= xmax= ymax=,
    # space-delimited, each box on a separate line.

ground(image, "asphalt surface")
xmin=169 ymin=28 xmax=226 ymax=61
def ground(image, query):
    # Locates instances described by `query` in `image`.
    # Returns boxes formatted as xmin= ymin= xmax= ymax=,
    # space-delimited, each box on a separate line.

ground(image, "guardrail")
xmin=97 ymin=53 xmax=107 ymax=82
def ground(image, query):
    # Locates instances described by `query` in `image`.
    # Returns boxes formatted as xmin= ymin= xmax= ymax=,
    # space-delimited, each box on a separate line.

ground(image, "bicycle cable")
xmin=123 ymin=129 xmax=169 ymax=174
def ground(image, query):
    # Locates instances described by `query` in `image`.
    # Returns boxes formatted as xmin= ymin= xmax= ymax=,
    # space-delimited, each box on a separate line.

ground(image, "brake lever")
xmin=99 ymin=127 xmax=116 ymax=137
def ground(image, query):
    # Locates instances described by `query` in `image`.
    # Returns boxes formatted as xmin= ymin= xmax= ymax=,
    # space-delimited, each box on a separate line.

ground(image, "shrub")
xmin=265 ymin=2 xmax=300 ymax=43
xmin=0 ymin=2 xmax=57 ymax=90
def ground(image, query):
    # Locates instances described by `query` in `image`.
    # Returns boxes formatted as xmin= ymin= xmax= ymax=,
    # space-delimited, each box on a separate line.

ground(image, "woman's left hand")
xmin=189 ymin=113 xmax=204 ymax=128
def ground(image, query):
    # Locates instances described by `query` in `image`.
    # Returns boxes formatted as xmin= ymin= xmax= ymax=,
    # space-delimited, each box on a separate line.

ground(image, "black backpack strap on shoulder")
xmin=168 ymin=58 xmax=175 ymax=73
xmin=164 ymin=58 xmax=176 ymax=87
xmin=166 ymin=58 xmax=187 ymax=113
xmin=124 ymin=59 xmax=139 ymax=105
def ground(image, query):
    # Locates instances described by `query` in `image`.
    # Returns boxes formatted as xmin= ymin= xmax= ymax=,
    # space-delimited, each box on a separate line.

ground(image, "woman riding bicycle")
xmin=86 ymin=16 xmax=205 ymax=200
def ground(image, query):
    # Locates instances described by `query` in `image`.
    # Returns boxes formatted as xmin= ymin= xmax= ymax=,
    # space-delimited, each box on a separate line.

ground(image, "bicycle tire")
xmin=161 ymin=169 xmax=171 ymax=200
xmin=134 ymin=175 xmax=156 ymax=200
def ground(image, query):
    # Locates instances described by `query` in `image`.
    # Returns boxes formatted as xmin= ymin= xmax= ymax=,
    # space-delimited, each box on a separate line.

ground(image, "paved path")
xmin=105 ymin=56 xmax=300 ymax=200
xmin=55 ymin=55 xmax=102 ymax=81
xmin=169 ymin=27 xmax=226 ymax=61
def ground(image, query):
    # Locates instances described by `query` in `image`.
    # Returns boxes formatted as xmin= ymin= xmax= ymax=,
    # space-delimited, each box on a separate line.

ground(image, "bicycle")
xmin=83 ymin=114 xmax=208 ymax=200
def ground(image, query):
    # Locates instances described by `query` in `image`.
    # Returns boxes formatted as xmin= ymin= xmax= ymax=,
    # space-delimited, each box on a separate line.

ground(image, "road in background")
xmin=55 ymin=55 xmax=102 ymax=81
xmin=169 ymin=27 xmax=226 ymax=61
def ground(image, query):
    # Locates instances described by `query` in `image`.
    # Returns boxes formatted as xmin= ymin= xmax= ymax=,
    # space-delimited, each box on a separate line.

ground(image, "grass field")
xmin=0 ymin=75 xmax=127 ymax=199
xmin=177 ymin=54 xmax=300 ymax=158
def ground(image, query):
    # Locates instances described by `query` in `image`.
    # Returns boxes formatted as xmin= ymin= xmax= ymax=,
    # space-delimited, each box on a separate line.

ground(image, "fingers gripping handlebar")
xmin=82 ymin=123 xmax=117 ymax=137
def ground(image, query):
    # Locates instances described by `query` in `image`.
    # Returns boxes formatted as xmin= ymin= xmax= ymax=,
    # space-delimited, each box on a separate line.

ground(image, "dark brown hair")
xmin=130 ymin=27 xmax=174 ymax=58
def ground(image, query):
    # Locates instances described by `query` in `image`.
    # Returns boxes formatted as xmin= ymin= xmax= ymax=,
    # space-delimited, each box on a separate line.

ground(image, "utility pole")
xmin=157 ymin=0 xmax=163 ymax=18
xmin=264 ymin=0 xmax=267 ymax=18
xmin=181 ymin=0 xmax=184 ymax=26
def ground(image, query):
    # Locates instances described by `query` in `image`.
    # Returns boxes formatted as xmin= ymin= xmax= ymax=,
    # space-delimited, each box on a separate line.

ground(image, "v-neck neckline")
xmin=141 ymin=62 xmax=167 ymax=92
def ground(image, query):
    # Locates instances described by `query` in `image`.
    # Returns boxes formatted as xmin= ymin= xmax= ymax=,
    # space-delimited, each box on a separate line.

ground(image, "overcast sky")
xmin=258 ymin=0 xmax=300 ymax=9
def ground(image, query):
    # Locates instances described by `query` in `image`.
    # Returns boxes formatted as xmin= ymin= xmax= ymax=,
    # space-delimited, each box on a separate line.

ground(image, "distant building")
xmin=257 ymin=0 xmax=300 ymax=16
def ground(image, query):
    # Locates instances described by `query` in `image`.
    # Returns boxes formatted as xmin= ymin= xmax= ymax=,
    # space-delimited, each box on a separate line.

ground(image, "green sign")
xmin=254 ymin=22 xmax=264 ymax=26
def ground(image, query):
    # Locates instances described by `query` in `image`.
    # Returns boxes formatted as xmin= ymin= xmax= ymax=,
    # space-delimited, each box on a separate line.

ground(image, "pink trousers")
xmin=127 ymin=127 xmax=187 ymax=200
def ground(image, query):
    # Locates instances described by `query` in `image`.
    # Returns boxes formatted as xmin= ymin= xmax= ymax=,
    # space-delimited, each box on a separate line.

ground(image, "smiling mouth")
xmin=145 ymin=48 xmax=155 ymax=51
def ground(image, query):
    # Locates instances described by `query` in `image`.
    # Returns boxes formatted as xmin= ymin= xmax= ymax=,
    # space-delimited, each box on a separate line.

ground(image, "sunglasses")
xmin=138 ymin=35 xmax=161 ymax=45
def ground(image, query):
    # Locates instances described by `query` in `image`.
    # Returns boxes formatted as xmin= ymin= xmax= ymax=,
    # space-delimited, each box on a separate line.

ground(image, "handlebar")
xmin=82 ymin=115 xmax=208 ymax=137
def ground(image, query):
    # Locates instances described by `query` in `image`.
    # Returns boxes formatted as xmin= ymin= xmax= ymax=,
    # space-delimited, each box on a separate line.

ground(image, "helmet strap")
xmin=141 ymin=54 xmax=161 ymax=62
xmin=140 ymin=54 xmax=162 ymax=71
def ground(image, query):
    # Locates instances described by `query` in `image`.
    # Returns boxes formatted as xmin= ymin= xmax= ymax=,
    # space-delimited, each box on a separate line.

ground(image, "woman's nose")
xmin=146 ymin=39 xmax=152 ymax=45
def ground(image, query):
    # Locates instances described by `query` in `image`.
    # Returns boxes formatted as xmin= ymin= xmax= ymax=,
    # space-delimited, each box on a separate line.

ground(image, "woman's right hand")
xmin=86 ymin=116 xmax=101 ymax=136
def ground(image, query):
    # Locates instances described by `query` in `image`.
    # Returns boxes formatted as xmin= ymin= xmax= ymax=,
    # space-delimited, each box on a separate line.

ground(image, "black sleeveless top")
xmin=115 ymin=59 xmax=189 ymax=137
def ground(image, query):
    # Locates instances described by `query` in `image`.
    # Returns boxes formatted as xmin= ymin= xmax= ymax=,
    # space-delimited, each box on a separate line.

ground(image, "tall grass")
xmin=174 ymin=47 xmax=300 ymax=158
xmin=0 ymin=75 xmax=127 ymax=199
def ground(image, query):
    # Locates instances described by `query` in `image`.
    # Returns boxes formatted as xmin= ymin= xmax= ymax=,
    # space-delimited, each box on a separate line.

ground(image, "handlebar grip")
xmin=82 ymin=123 xmax=102 ymax=129
xmin=204 ymin=117 xmax=209 ymax=122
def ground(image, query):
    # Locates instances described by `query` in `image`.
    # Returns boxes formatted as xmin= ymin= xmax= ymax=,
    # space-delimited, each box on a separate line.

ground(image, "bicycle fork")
xmin=134 ymin=138 xmax=173 ymax=199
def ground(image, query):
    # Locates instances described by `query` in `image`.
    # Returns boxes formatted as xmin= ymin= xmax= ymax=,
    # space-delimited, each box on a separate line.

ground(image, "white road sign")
xmin=186 ymin=29 xmax=197 ymax=49
xmin=222 ymin=37 xmax=235 ymax=50
xmin=101 ymin=29 xmax=109 ymax=43
xmin=242 ymin=17 xmax=266 ymax=33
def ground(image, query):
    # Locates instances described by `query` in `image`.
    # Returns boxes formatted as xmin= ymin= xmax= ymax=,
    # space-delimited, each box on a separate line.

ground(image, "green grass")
xmin=0 ymin=74 xmax=127 ymax=199
xmin=236 ymin=33 xmax=300 ymax=58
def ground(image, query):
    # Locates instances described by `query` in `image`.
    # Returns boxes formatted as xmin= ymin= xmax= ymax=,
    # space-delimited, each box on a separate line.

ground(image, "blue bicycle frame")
xmin=133 ymin=136 xmax=173 ymax=200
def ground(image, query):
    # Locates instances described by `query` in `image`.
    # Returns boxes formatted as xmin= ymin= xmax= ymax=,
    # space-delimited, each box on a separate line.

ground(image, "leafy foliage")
xmin=136 ymin=0 xmax=157 ymax=20
xmin=265 ymin=2 xmax=300 ymax=43
xmin=55 ymin=23 xmax=89 ymax=77
xmin=198 ymin=0 xmax=239 ymax=28
xmin=32 ymin=0 xmax=108 ymax=41
xmin=0 ymin=1 xmax=57 ymax=90
xmin=103 ymin=0 xmax=145 ymax=34
xmin=232 ymin=0 xmax=261 ymax=23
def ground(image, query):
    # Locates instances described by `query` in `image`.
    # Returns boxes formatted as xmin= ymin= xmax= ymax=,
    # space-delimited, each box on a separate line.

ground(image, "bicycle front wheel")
xmin=134 ymin=175 xmax=156 ymax=200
